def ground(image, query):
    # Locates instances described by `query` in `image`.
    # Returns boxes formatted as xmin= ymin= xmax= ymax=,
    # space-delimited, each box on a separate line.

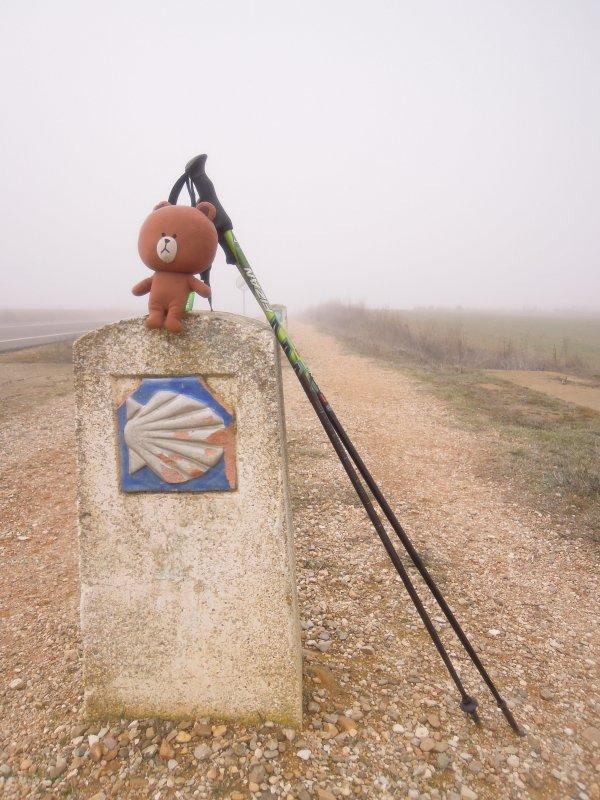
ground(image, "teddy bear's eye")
xmin=172 ymin=233 xmax=177 ymax=239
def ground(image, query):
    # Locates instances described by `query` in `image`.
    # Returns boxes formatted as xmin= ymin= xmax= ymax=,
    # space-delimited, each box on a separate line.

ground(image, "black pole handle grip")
xmin=167 ymin=173 xmax=188 ymax=206
xmin=168 ymin=154 xmax=236 ymax=264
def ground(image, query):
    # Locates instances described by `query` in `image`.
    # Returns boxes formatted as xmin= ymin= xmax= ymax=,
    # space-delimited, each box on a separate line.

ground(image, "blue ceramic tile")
xmin=117 ymin=376 xmax=236 ymax=493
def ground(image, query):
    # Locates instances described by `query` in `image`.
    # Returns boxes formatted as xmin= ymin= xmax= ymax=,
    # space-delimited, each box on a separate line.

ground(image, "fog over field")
xmin=1 ymin=0 xmax=599 ymax=313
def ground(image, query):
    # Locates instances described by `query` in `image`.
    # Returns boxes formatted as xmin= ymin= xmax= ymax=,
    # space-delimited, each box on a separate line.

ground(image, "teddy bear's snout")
xmin=156 ymin=235 xmax=178 ymax=264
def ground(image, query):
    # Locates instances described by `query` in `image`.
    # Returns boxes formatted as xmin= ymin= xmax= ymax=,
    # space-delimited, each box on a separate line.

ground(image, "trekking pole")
xmin=299 ymin=370 xmax=481 ymax=726
xmin=222 ymin=226 xmax=515 ymax=733
xmin=321 ymin=402 xmax=522 ymax=734
xmin=169 ymin=155 xmax=522 ymax=734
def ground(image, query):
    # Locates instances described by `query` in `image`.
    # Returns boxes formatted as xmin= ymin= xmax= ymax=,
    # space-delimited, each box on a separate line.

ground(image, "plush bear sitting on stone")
xmin=133 ymin=200 xmax=218 ymax=333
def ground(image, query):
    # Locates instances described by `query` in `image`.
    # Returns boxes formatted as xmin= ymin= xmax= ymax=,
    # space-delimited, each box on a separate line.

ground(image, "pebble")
xmin=142 ymin=744 xmax=158 ymax=759
xmin=316 ymin=788 xmax=336 ymax=800
xmin=159 ymin=739 xmax=175 ymax=759
xmin=89 ymin=742 xmax=103 ymax=762
xmin=507 ymin=754 xmax=520 ymax=769
xmin=194 ymin=743 xmax=212 ymax=760
xmin=8 ymin=678 xmax=25 ymax=691
xmin=437 ymin=754 xmax=451 ymax=770
xmin=297 ymin=749 xmax=312 ymax=760
xmin=460 ymin=787 xmax=478 ymax=800
xmin=583 ymin=727 xmax=600 ymax=744
xmin=415 ymin=725 xmax=429 ymax=739
xmin=338 ymin=716 xmax=357 ymax=733
xmin=249 ymin=765 xmax=267 ymax=784
xmin=47 ymin=757 xmax=67 ymax=779
xmin=192 ymin=722 xmax=211 ymax=737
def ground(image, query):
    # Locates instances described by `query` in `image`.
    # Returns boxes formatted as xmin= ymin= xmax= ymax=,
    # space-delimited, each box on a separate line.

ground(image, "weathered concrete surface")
xmin=73 ymin=312 xmax=302 ymax=725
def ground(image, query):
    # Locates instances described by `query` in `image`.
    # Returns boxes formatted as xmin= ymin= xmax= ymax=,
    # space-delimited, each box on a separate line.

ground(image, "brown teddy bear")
xmin=133 ymin=200 xmax=218 ymax=332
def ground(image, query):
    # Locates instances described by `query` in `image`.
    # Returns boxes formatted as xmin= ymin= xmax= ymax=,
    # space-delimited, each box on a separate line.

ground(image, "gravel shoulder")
xmin=0 ymin=322 xmax=598 ymax=800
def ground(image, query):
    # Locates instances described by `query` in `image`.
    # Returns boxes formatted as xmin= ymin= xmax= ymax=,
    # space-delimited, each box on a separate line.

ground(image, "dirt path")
xmin=0 ymin=323 xmax=598 ymax=800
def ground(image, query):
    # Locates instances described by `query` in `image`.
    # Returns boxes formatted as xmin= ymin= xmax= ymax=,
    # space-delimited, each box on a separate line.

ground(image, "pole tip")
xmin=498 ymin=700 xmax=524 ymax=736
xmin=460 ymin=696 xmax=480 ymax=725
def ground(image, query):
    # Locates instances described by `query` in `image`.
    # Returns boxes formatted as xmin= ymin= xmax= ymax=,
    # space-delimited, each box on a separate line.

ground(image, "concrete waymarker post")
xmin=272 ymin=304 xmax=288 ymax=327
xmin=74 ymin=312 xmax=302 ymax=725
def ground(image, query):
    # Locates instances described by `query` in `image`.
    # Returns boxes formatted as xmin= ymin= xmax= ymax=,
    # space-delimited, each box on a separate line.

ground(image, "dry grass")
xmin=305 ymin=302 xmax=600 ymax=373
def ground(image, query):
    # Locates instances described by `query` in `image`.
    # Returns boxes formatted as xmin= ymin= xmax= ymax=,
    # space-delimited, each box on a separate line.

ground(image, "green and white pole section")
xmin=222 ymin=230 xmax=318 ymax=393
xmin=171 ymin=156 xmax=522 ymax=735
xmin=185 ymin=232 xmax=314 ymax=390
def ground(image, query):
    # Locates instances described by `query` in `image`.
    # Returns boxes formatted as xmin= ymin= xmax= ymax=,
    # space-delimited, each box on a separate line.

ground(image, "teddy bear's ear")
xmin=153 ymin=201 xmax=171 ymax=211
xmin=196 ymin=201 xmax=217 ymax=222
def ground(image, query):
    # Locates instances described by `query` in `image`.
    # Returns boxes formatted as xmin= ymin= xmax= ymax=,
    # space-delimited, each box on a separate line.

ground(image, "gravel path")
xmin=0 ymin=322 xmax=598 ymax=799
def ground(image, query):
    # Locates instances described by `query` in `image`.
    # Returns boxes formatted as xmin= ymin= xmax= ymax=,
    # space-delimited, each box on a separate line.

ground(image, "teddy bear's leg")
xmin=165 ymin=302 xmax=184 ymax=334
xmin=146 ymin=302 xmax=166 ymax=330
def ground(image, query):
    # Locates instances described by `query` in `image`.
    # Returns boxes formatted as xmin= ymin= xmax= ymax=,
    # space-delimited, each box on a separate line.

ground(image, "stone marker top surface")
xmin=74 ymin=311 xmax=275 ymax=375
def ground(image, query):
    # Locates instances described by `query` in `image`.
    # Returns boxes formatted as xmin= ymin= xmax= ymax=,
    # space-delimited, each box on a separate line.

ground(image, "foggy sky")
xmin=1 ymin=0 xmax=599 ymax=314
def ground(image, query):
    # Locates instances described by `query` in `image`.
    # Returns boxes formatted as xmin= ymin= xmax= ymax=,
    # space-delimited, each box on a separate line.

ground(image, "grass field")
xmin=306 ymin=303 xmax=600 ymax=375
xmin=306 ymin=303 xmax=600 ymax=539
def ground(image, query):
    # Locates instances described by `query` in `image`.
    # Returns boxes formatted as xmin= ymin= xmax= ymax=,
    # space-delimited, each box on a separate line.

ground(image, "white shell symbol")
xmin=124 ymin=390 xmax=226 ymax=484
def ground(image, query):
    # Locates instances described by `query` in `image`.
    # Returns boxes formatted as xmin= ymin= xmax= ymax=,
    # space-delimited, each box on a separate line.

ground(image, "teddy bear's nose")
xmin=164 ymin=237 xmax=171 ymax=244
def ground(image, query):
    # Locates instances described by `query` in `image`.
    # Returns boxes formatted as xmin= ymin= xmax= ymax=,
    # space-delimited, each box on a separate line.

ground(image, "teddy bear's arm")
xmin=131 ymin=277 xmax=154 ymax=296
xmin=189 ymin=276 xmax=212 ymax=299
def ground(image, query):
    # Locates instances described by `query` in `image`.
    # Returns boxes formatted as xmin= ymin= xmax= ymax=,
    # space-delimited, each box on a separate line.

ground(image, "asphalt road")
xmin=0 ymin=318 xmax=120 ymax=353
